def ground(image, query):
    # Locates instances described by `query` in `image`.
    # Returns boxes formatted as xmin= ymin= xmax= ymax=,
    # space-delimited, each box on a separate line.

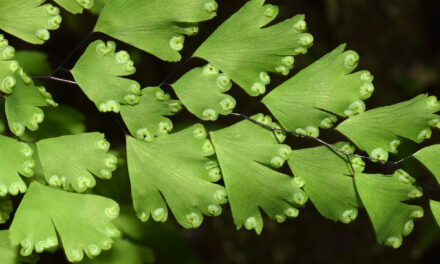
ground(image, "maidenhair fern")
xmin=211 ymin=114 xmax=306 ymax=233
xmin=0 ymin=0 xmax=439 ymax=263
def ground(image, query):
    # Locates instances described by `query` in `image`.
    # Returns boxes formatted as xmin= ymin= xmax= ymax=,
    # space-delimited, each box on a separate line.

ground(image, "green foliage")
xmin=0 ymin=0 xmax=439 ymax=262
xmin=0 ymin=230 xmax=17 ymax=264
xmin=354 ymin=170 xmax=424 ymax=248
xmin=337 ymin=94 xmax=439 ymax=160
xmin=5 ymin=69 xmax=57 ymax=136
xmin=414 ymin=144 xmax=440 ymax=184
xmin=120 ymin=87 xmax=181 ymax=141
xmin=0 ymin=135 xmax=33 ymax=196
xmin=36 ymin=133 xmax=117 ymax=192
xmin=20 ymin=105 xmax=85 ymax=141
xmin=194 ymin=0 xmax=313 ymax=96
xmin=0 ymin=34 xmax=57 ymax=137
xmin=172 ymin=64 xmax=235 ymax=121
xmin=211 ymin=114 xmax=306 ymax=234
xmin=54 ymin=0 xmax=94 ymax=14
xmin=81 ymin=239 xmax=154 ymax=264
xmin=89 ymin=0 xmax=107 ymax=14
xmin=95 ymin=0 xmax=218 ymax=61
xmin=0 ymin=0 xmax=61 ymax=44
xmin=10 ymin=182 xmax=120 ymax=262
xmin=288 ymin=142 xmax=363 ymax=223
xmin=71 ymin=40 xmax=141 ymax=113
xmin=430 ymin=200 xmax=440 ymax=227
xmin=263 ymin=44 xmax=373 ymax=136
xmin=126 ymin=124 xmax=227 ymax=228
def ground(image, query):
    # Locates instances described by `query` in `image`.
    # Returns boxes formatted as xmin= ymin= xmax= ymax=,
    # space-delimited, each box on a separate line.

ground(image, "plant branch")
xmin=229 ymin=112 xmax=416 ymax=167
xmin=52 ymin=31 xmax=94 ymax=76
xmin=30 ymin=76 xmax=77 ymax=85
xmin=158 ymin=56 xmax=193 ymax=87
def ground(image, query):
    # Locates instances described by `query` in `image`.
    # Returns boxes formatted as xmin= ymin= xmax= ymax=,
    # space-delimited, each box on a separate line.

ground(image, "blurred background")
xmin=3 ymin=0 xmax=440 ymax=263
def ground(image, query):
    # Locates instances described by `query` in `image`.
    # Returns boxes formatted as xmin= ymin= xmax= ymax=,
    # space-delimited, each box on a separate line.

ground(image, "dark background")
xmin=4 ymin=0 xmax=440 ymax=263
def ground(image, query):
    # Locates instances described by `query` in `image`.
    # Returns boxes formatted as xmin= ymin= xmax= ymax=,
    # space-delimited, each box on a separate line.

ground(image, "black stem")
xmin=52 ymin=31 xmax=94 ymax=76
xmin=229 ymin=112 xmax=415 ymax=167
xmin=158 ymin=56 xmax=194 ymax=87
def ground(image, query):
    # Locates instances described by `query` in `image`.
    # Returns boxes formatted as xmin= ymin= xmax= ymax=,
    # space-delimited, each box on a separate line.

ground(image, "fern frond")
xmin=36 ymin=133 xmax=117 ymax=192
xmin=4 ymin=66 xmax=57 ymax=136
xmin=355 ymin=170 xmax=424 ymax=248
xmin=0 ymin=60 xmax=18 ymax=95
xmin=210 ymin=114 xmax=306 ymax=234
xmin=337 ymin=94 xmax=439 ymax=160
xmin=0 ymin=230 xmax=17 ymax=264
xmin=0 ymin=135 xmax=34 ymax=196
xmin=262 ymin=44 xmax=373 ymax=137
xmin=10 ymin=182 xmax=121 ymax=262
xmin=126 ymin=124 xmax=226 ymax=228
xmin=89 ymin=0 xmax=107 ymax=15
xmin=288 ymin=142 xmax=363 ymax=223
xmin=0 ymin=34 xmax=15 ymax=61
xmin=172 ymin=64 xmax=235 ymax=121
xmin=81 ymin=239 xmax=154 ymax=264
xmin=0 ymin=35 xmax=17 ymax=94
xmin=0 ymin=0 xmax=62 ymax=44
xmin=72 ymin=40 xmax=141 ymax=113
xmin=120 ymin=87 xmax=181 ymax=141
xmin=54 ymin=0 xmax=94 ymax=14
xmin=194 ymin=0 xmax=313 ymax=96
xmin=19 ymin=105 xmax=86 ymax=142
xmin=95 ymin=0 xmax=218 ymax=62
xmin=414 ymin=144 xmax=440 ymax=184
xmin=430 ymin=200 xmax=440 ymax=228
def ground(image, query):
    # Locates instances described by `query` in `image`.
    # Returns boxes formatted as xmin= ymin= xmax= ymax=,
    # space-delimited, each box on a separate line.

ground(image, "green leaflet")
xmin=20 ymin=105 xmax=86 ymax=142
xmin=172 ymin=64 xmax=236 ymax=121
xmin=36 ymin=133 xmax=117 ymax=192
xmin=95 ymin=0 xmax=218 ymax=62
xmin=120 ymin=87 xmax=182 ymax=141
xmin=288 ymin=142 xmax=363 ymax=223
xmin=337 ymin=94 xmax=440 ymax=161
xmin=14 ymin=50 xmax=51 ymax=76
xmin=0 ymin=135 xmax=34 ymax=197
xmin=27 ymin=143 xmax=45 ymax=185
xmin=0 ymin=34 xmax=17 ymax=94
xmin=71 ymin=40 xmax=141 ymax=113
xmin=81 ymin=239 xmax=154 ymax=264
xmin=210 ymin=114 xmax=307 ymax=234
xmin=354 ymin=170 xmax=424 ymax=248
xmin=430 ymin=200 xmax=440 ymax=227
xmin=112 ymin=208 xmax=200 ymax=263
xmin=92 ymin=151 xmax=131 ymax=204
xmin=126 ymin=124 xmax=227 ymax=229
xmin=263 ymin=44 xmax=373 ymax=136
xmin=2 ymin=35 xmax=56 ymax=137
xmin=4 ymin=66 xmax=57 ymax=136
xmin=89 ymin=0 xmax=108 ymax=15
xmin=414 ymin=144 xmax=440 ymax=184
xmin=194 ymin=0 xmax=313 ymax=96
xmin=0 ymin=60 xmax=18 ymax=95
xmin=0 ymin=230 xmax=17 ymax=264
xmin=0 ymin=0 xmax=61 ymax=44
xmin=54 ymin=0 xmax=94 ymax=14
xmin=0 ymin=34 xmax=15 ymax=61
xmin=10 ymin=182 xmax=121 ymax=262
xmin=0 ymin=197 xmax=13 ymax=223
